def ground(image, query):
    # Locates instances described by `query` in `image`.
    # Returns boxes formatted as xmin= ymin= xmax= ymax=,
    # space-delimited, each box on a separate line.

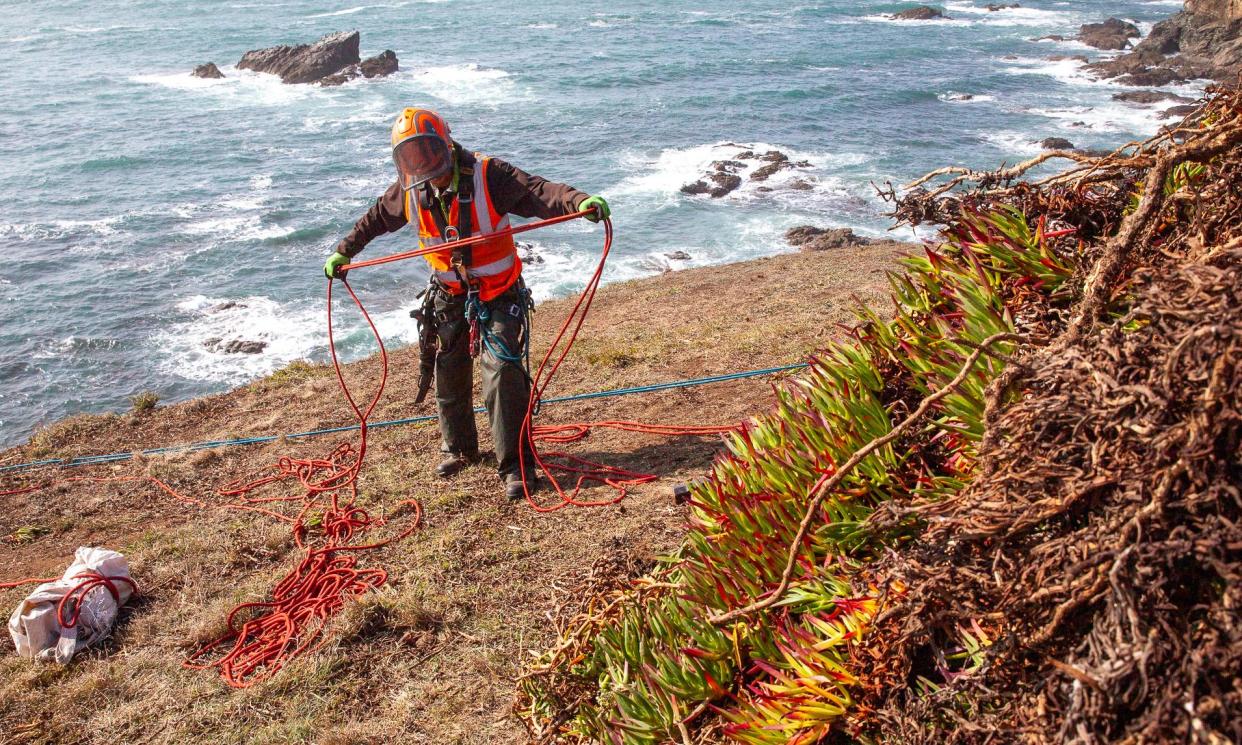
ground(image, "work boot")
xmin=503 ymin=471 xmax=538 ymax=501
xmin=435 ymin=451 xmax=480 ymax=479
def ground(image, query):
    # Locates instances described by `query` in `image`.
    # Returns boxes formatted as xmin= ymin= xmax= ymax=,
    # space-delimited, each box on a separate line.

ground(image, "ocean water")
xmin=0 ymin=0 xmax=1205 ymax=447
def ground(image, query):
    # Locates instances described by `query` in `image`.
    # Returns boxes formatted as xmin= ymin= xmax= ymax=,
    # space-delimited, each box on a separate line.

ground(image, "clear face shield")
xmin=393 ymin=134 xmax=452 ymax=191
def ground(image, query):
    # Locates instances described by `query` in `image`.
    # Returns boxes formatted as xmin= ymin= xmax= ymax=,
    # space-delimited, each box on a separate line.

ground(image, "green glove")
xmin=579 ymin=195 xmax=611 ymax=223
xmin=323 ymin=251 xmax=350 ymax=280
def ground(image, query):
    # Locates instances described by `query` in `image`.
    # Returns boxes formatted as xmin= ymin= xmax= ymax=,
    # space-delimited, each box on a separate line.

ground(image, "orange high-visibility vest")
xmin=404 ymin=155 xmax=520 ymax=301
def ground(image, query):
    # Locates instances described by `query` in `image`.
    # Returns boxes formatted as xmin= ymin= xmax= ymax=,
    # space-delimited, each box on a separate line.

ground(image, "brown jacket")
xmin=337 ymin=147 xmax=588 ymax=257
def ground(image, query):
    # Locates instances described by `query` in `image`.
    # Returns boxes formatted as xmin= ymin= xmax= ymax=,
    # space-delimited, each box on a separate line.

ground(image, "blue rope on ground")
xmin=0 ymin=363 xmax=808 ymax=475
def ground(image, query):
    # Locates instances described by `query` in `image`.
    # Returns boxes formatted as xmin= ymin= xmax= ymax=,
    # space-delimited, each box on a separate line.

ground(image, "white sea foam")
xmin=396 ymin=63 xmax=523 ymax=106
xmin=57 ymin=24 xmax=135 ymax=34
xmin=1001 ymin=56 xmax=1101 ymax=86
xmin=181 ymin=214 xmax=293 ymax=242
xmin=978 ymin=131 xmax=1045 ymax=157
xmin=307 ymin=6 xmax=369 ymax=17
xmin=939 ymin=92 xmax=997 ymax=103
xmin=154 ymin=295 xmax=419 ymax=384
xmin=942 ymin=1 xmax=1079 ymax=26
xmin=1000 ymin=55 xmax=1210 ymax=136
xmin=1025 ymin=103 xmax=1161 ymax=135
xmin=519 ymin=240 xmax=635 ymax=301
xmin=301 ymin=107 xmax=391 ymax=133
xmin=609 ymin=141 xmax=867 ymax=210
xmin=33 ymin=336 xmax=118 ymax=361
xmin=154 ymin=296 xmax=322 ymax=384
xmin=588 ymin=14 xmax=632 ymax=27
xmin=525 ymin=22 xmax=558 ymax=29
xmin=860 ymin=14 xmax=970 ymax=27
xmin=1 ymin=216 xmax=124 ymax=242
xmin=130 ymin=66 xmax=313 ymax=105
xmin=863 ymin=2 xmax=1078 ymax=28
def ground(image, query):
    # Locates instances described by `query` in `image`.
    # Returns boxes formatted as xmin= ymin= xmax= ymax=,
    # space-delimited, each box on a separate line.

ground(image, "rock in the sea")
xmin=192 ymin=62 xmax=225 ymax=79
xmin=890 ymin=5 xmax=948 ymax=21
xmin=1112 ymin=90 xmax=1195 ymax=104
xmin=785 ymin=226 xmax=872 ymax=252
xmin=1117 ymin=68 xmax=1186 ymax=86
xmin=360 ymin=49 xmax=398 ymax=78
xmin=210 ymin=301 xmax=247 ymax=312
xmin=684 ymin=149 xmax=809 ymax=194
xmin=665 ymin=250 xmax=692 ymax=261
xmin=1078 ymin=18 xmax=1141 ymax=50
xmin=1041 ymin=137 xmax=1075 ymax=150
xmin=787 ymin=179 xmax=814 ymax=191
xmin=1046 ymin=54 xmax=1090 ymax=63
xmin=1086 ymin=5 xmax=1242 ymax=86
xmin=518 ymin=242 xmax=545 ymax=265
xmin=321 ymin=49 xmax=401 ymax=87
xmin=986 ymin=3 xmax=1019 ymax=10
xmin=944 ymin=92 xmax=974 ymax=101
xmin=1162 ymin=103 xmax=1202 ymax=118
xmin=237 ymin=30 xmax=361 ymax=84
xmin=707 ymin=172 xmax=742 ymax=197
xmin=224 ymin=340 xmax=267 ymax=355
xmin=751 ymin=160 xmax=792 ymax=182
xmin=681 ymin=171 xmax=742 ymax=198
xmin=204 ymin=339 xmax=267 ymax=354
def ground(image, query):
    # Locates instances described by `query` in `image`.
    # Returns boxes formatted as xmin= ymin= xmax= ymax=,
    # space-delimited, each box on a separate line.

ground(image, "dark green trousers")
xmin=432 ymin=280 xmax=533 ymax=477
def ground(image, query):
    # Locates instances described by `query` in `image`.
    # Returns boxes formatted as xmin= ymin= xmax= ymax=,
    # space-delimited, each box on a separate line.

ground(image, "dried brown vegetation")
xmin=857 ymin=86 xmax=1242 ymax=744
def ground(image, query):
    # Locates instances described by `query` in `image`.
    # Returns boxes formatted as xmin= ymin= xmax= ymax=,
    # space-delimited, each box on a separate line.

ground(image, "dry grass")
xmin=0 ymin=243 xmax=907 ymax=744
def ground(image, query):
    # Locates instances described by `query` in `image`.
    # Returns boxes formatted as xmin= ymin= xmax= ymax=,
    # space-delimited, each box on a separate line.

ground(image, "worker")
xmin=323 ymin=107 xmax=610 ymax=501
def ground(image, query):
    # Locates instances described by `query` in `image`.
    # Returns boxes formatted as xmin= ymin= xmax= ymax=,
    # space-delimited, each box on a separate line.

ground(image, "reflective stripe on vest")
xmin=431 ymin=251 xmax=515 ymax=285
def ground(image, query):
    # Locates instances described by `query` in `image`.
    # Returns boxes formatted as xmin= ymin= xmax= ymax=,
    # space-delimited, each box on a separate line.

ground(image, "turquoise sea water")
xmin=0 ymin=0 xmax=1201 ymax=446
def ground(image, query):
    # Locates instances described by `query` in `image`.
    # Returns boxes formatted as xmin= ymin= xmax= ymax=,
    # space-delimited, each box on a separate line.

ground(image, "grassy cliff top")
xmin=0 ymin=238 xmax=910 ymax=743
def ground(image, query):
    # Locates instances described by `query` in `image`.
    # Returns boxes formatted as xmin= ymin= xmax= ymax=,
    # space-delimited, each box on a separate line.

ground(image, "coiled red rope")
xmin=183 ymin=276 xmax=422 ymax=688
xmin=0 ymin=571 xmax=138 ymax=630
xmin=2 ymin=275 xmax=421 ymax=688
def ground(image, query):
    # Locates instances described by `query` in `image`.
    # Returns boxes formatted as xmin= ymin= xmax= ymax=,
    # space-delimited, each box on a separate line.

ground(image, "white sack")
xmin=8 ymin=546 xmax=134 ymax=664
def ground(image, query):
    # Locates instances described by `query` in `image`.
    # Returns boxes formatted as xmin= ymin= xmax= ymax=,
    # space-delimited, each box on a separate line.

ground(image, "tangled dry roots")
xmin=858 ymin=92 xmax=1242 ymax=744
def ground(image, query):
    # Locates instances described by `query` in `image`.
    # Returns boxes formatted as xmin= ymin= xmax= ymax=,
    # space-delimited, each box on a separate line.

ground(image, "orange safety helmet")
xmin=391 ymin=108 xmax=453 ymax=191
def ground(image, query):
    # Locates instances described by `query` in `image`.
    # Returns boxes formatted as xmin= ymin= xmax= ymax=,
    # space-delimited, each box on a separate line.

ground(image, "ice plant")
xmin=518 ymin=207 xmax=1075 ymax=743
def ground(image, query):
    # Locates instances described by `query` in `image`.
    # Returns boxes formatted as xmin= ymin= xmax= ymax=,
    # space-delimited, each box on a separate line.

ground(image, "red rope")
xmin=2 ymin=275 xmax=421 ymax=688
xmin=516 ymin=219 xmax=736 ymax=511
xmin=56 ymin=571 xmax=139 ymax=628
xmin=0 ymin=576 xmax=59 ymax=591
xmin=182 ymin=277 xmax=422 ymax=688
xmin=0 ymin=571 xmax=139 ymax=630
